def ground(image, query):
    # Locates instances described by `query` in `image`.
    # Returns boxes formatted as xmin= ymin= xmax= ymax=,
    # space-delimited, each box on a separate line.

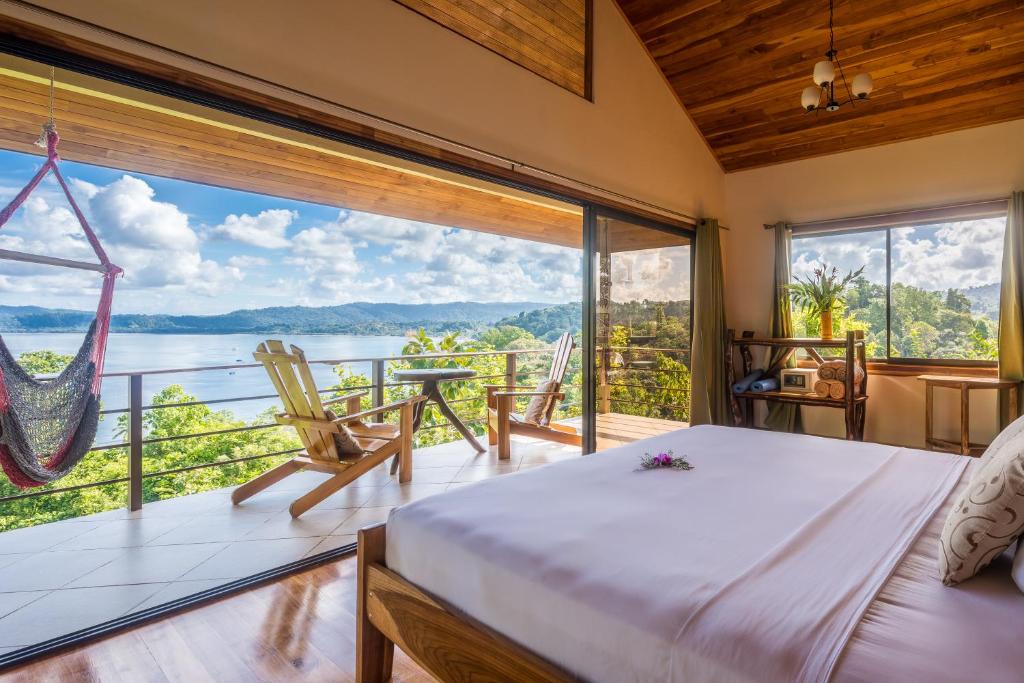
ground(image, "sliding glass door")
xmin=585 ymin=212 xmax=693 ymax=451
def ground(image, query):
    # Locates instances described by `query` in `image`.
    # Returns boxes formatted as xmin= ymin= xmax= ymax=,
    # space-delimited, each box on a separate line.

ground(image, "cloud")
xmin=793 ymin=218 xmax=1006 ymax=292
xmin=227 ymin=255 xmax=269 ymax=268
xmin=90 ymin=175 xmax=198 ymax=251
xmin=212 ymin=209 xmax=296 ymax=248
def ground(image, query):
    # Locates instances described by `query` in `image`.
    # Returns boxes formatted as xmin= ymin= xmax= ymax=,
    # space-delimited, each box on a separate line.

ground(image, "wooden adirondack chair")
xmin=486 ymin=332 xmax=579 ymax=460
xmin=232 ymin=341 xmax=426 ymax=518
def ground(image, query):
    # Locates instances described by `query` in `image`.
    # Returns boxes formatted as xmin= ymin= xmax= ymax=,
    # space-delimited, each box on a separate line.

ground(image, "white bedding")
xmin=386 ymin=426 xmax=973 ymax=682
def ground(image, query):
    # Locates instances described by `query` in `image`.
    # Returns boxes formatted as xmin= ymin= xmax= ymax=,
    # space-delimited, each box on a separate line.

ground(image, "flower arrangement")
xmin=636 ymin=449 xmax=694 ymax=471
xmin=786 ymin=263 xmax=865 ymax=340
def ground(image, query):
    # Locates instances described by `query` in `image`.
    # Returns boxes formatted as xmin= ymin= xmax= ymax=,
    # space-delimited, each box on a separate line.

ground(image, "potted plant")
xmin=787 ymin=264 xmax=864 ymax=340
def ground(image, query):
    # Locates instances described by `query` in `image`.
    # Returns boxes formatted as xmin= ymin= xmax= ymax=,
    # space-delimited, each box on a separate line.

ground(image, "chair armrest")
xmin=333 ymin=395 xmax=427 ymax=423
xmin=322 ymin=390 xmax=369 ymax=407
xmin=484 ymin=384 xmax=540 ymax=391
xmin=494 ymin=391 xmax=565 ymax=400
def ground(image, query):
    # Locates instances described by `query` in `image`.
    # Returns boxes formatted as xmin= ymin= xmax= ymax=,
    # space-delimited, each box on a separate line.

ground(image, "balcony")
xmin=0 ymin=346 xmax=686 ymax=662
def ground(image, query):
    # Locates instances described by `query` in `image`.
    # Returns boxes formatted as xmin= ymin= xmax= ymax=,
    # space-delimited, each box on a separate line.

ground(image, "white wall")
xmin=723 ymin=119 xmax=1024 ymax=447
xmin=19 ymin=0 xmax=726 ymax=221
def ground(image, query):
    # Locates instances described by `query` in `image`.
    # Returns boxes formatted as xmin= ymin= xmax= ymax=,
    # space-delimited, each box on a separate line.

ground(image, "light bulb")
xmin=801 ymin=86 xmax=821 ymax=111
xmin=852 ymin=72 xmax=874 ymax=99
xmin=813 ymin=60 xmax=835 ymax=87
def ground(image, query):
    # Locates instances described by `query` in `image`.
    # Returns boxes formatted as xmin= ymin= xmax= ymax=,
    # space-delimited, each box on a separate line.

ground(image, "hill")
xmin=496 ymin=302 xmax=582 ymax=341
xmin=0 ymin=301 xmax=553 ymax=335
xmin=963 ymin=283 xmax=999 ymax=320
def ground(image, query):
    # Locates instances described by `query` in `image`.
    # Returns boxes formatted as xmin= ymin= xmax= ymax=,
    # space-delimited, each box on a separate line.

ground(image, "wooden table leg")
xmin=429 ymin=385 xmax=486 ymax=452
xmin=960 ymin=385 xmax=970 ymax=456
xmin=924 ymin=382 xmax=933 ymax=450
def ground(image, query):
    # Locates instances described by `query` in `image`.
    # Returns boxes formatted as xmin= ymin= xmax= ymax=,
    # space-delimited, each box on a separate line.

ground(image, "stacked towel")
xmin=817 ymin=360 xmax=864 ymax=383
xmin=749 ymin=378 xmax=779 ymax=393
xmin=732 ymin=370 xmax=764 ymax=394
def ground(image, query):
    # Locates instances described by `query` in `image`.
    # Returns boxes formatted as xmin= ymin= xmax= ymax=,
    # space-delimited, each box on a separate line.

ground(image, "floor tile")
xmin=411 ymin=452 xmax=472 ymax=468
xmin=147 ymin=512 xmax=271 ymax=546
xmin=0 ymin=590 xmax=46 ymax=620
xmin=53 ymin=516 xmax=188 ymax=551
xmin=304 ymin=534 xmax=357 ymax=558
xmin=330 ymin=507 xmax=395 ymax=536
xmin=0 ymin=520 xmax=101 ymax=555
xmin=363 ymin=483 xmax=450 ymax=507
xmin=0 ymin=553 xmax=30 ymax=572
xmin=404 ymin=466 xmax=464 ymax=483
xmin=128 ymin=578 xmax=228 ymax=613
xmin=244 ymin=508 xmax=356 ymax=541
xmin=67 ymin=543 xmax=228 ymax=588
xmin=1 ymin=548 xmax=124 ymax=592
xmin=134 ymin=490 xmax=231 ymax=518
xmin=453 ymin=465 xmax=519 ymax=482
xmin=180 ymin=537 xmax=322 ymax=581
xmin=0 ymin=583 xmax=166 ymax=648
xmin=309 ymin=485 xmax=381 ymax=510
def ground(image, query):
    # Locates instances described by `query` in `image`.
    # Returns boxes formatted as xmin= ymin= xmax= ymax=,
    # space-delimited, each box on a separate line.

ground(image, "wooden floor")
xmin=0 ymin=415 xmax=687 ymax=681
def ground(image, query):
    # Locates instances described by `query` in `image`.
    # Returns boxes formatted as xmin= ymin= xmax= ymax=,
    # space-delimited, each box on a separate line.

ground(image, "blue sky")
xmin=0 ymin=149 xmax=582 ymax=315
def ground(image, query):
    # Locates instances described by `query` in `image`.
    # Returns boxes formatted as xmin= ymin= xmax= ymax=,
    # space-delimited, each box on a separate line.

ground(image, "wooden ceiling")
xmin=393 ymin=0 xmax=590 ymax=97
xmin=617 ymin=0 xmax=1024 ymax=172
xmin=0 ymin=63 xmax=583 ymax=247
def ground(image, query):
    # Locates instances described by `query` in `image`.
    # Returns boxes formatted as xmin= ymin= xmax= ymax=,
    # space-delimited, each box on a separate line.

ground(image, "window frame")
xmin=791 ymin=210 xmax=1007 ymax=368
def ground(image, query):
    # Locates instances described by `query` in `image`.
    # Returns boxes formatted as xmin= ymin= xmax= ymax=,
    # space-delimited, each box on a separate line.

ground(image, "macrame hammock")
xmin=0 ymin=122 xmax=121 ymax=488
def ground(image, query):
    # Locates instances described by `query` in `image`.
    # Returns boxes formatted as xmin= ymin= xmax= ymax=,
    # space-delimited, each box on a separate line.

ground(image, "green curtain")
xmin=690 ymin=217 xmax=730 ymax=425
xmin=999 ymin=191 xmax=1024 ymax=429
xmin=763 ymin=222 xmax=802 ymax=432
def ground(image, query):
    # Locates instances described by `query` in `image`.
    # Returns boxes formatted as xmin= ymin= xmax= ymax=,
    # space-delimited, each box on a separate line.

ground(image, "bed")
xmin=356 ymin=426 xmax=1024 ymax=682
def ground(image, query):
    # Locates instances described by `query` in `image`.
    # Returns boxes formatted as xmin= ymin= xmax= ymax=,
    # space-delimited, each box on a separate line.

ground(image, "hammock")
xmin=0 ymin=126 xmax=121 ymax=487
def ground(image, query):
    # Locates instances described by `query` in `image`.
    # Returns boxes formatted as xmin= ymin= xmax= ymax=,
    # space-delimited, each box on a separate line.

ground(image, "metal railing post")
xmin=505 ymin=352 xmax=517 ymax=388
xmin=372 ymin=359 xmax=385 ymax=423
xmin=128 ymin=374 xmax=143 ymax=511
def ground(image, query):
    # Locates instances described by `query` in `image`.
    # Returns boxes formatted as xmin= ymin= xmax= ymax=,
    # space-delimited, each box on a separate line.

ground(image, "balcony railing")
xmin=0 ymin=344 xmax=688 ymax=527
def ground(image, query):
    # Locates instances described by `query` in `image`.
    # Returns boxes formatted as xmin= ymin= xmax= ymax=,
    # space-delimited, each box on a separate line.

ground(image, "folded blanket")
xmin=749 ymin=377 xmax=779 ymax=393
xmin=732 ymin=370 xmax=764 ymax=394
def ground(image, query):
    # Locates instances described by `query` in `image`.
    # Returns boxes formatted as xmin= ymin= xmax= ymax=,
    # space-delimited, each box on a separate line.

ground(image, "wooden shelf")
xmin=732 ymin=390 xmax=867 ymax=408
xmin=730 ymin=335 xmax=865 ymax=349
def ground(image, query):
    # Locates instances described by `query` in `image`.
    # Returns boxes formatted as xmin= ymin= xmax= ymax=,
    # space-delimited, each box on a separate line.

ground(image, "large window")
xmin=792 ymin=215 xmax=1007 ymax=363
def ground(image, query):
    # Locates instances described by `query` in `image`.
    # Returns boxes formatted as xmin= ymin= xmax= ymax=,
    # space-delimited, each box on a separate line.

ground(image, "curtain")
xmin=999 ymin=191 xmax=1024 ymax=429
xmin=763 ymin=222 xmax=802 ymax=432
xmin=690 ymin=217 xmax=730 ymax=426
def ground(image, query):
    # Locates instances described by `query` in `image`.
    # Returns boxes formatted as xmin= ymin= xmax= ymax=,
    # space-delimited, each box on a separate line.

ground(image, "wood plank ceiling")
xmin=392 ymin=0 xmax=590 ymax=97
xmin=617 ymin=0 xmax=1024 ymax=171
xmin=0 ymin=64 xmax=583 ymax=248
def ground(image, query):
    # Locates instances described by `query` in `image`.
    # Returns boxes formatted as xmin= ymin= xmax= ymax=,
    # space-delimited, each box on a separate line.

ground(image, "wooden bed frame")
xmin=356 ymin=523 xmax=574 ymax=682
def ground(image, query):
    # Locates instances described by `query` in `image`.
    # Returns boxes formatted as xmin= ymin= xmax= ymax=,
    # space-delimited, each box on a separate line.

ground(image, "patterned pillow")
xmin=323 ymin=409 xmax=364 ymax=459
xmin=939 ymin=432 xmax=1024 ymax=585
xmin=979 ymin=412 xmax=1024 ymax=468
xmin=523 ymin=379 xmax=559 ymax=425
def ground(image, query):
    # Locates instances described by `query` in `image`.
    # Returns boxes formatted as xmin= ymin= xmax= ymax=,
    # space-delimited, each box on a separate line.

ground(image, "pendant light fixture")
xmin=801 ymin=0 xmax=873 ymax=113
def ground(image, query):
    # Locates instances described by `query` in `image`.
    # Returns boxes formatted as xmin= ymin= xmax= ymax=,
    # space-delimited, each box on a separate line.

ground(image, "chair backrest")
xmin=254 ymin=340 xmax=338 ymax=462
xmin=547 ymin=332 xmax=576 ymax=385
xmin=536 ymin=332 xmax=576 ymax=425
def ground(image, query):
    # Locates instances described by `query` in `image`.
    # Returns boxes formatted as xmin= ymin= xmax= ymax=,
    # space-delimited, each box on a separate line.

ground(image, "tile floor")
xmin=0 ymin=435 xmax=580 ymax=652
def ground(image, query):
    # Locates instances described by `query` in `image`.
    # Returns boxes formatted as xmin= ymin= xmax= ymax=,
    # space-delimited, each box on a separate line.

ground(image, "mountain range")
xmin=0 ymin=302 xmax=554 ymax=336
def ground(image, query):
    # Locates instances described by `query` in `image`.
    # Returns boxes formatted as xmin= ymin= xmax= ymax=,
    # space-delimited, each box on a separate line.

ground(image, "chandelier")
xmin=800 ymin=0 xmax=873 ymax=112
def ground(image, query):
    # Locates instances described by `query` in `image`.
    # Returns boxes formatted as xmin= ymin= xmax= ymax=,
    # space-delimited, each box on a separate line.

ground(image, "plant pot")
xmin=820 ymin=310 xmax=833 ymax=340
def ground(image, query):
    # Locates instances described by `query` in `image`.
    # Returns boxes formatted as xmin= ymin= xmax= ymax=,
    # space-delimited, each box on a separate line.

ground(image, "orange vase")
xmin=820 ymin=310 xmax=833 ymax=340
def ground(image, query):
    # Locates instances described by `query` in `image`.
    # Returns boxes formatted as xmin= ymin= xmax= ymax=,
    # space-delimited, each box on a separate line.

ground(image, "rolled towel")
xmin=814 ymin=380 xmax=832 ymax=397
xmin=749 ymin=378 xmax=779 ymax=393
xmin=817 ymin=365 xmax=836 ymax=380
xmin=828 ymin=382 xmax=846 ymax=400
xmin=834 ymin=363 xmax=865 ymax=383
xmin=732 ymin=370 xmax=764 ymax=394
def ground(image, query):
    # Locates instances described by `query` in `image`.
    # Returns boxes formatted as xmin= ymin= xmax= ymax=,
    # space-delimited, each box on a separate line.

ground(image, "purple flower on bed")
xmin=636 ymin=449 xmax=694 ymax=472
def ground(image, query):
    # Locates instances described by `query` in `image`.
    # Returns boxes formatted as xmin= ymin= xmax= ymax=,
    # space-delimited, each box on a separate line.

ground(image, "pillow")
xmin=939 ymin=432 xmax=1024 ymax=585
xmin=1014 ymin=540 xmax=1024 ymax=594
xmin=323 ymin=409 xmax=364 ymax=459
xmin=978 ymin=412 xmax=1024 ymax=469
xmin=523 ymin=379 xmax=559 ymax=425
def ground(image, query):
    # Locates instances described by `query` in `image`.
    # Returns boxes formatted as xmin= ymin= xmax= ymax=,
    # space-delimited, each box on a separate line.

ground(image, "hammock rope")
xmin=0 ymin=126 xmax=122 ymax=488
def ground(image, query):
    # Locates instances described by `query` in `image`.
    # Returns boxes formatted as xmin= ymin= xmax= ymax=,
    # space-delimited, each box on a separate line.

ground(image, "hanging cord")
xmin=34 ymin=66 xmax=57 ymax=149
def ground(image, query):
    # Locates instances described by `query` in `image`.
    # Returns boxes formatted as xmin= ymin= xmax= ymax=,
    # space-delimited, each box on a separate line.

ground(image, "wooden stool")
xmin=917 ymin=375 xmax=1019 ymax=456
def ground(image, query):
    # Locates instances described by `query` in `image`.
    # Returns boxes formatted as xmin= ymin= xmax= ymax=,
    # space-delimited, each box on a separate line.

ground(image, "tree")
xmin=17 ymin=350 xmax=73 ymax=374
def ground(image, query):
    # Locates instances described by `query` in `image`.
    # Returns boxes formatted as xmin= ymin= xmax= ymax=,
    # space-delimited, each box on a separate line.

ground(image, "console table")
xmin=727 ymin=329 xmax=868 ymax=440
xmin=917 ymin=374 xmax=1019 ymax=456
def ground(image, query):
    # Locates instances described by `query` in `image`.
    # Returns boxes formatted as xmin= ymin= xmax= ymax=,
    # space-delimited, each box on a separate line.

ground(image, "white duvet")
xmin=386 ymin=426 xmax=967 ymax=682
